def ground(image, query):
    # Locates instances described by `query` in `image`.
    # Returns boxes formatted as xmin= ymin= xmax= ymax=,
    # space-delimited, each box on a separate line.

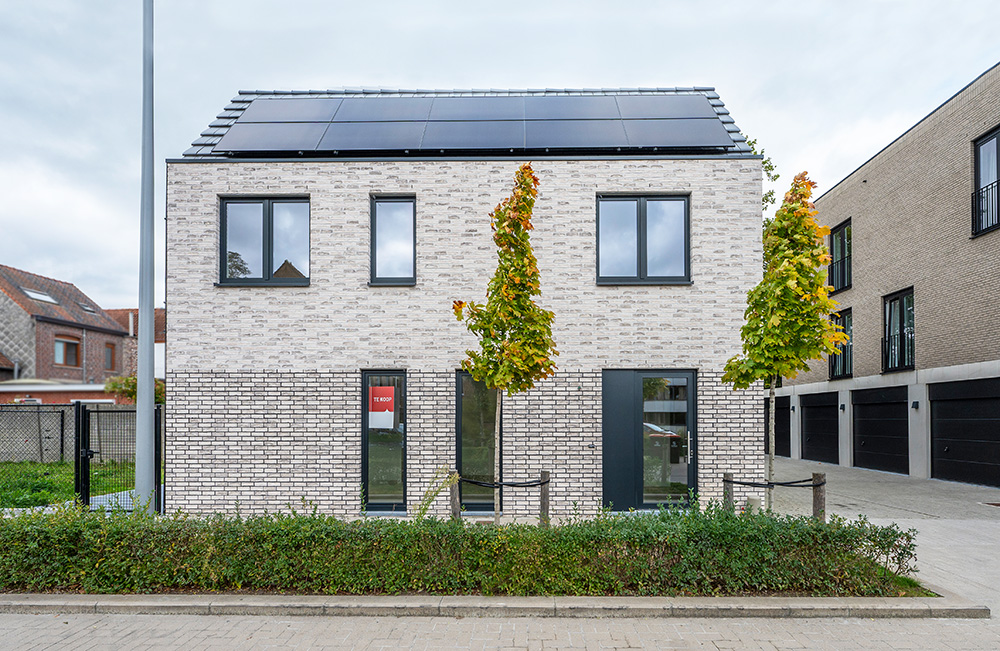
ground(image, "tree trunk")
xmin=494 ymin=390 xmax=503 ymax=525
xmin=766 ymin=376 xmax=776 ymax=511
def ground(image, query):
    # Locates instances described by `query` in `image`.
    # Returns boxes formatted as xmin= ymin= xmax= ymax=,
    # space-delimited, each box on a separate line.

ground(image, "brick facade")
xmin=33 ymin=321 xmax=126 ymax=384
xmin=0 ymin=289 xmax=35 ymax=378
xmin=166 ymin=157 xmax=764 ymax=517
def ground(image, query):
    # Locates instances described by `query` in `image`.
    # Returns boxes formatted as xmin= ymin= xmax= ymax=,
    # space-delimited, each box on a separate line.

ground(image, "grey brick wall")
xmin=0 ymin=291 xmax=35 ymax=378
xmin=793 ymin=64 xmax=1000 ymax=387
xmin=165 ymin=157 xmax=764 ymax=517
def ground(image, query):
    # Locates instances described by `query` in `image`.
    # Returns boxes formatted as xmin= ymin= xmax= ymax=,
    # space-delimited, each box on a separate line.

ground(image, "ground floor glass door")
xmin=362 ymin=371 xmax=406 ymax=511
xmin=456 ymin=372 xmax=498 ymax=511
xmin=603 ymin=370 xmax=696 ymax=510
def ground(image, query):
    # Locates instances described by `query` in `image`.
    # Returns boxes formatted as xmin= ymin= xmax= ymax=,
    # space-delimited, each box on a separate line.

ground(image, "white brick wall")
xmin=165 ymin=157 xmax=764 ymax=516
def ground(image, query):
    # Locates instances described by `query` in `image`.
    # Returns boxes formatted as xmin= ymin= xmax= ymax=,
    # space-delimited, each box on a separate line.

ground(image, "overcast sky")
xmin=1 ymin=1 xmax=998 ymax=309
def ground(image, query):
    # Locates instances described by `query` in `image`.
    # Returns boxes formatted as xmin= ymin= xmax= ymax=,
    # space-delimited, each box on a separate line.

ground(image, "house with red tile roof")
xmin=0 ymin=265 xmax=129 ymax=401
xmin=105 ymin=308 xmax=167 ymax=378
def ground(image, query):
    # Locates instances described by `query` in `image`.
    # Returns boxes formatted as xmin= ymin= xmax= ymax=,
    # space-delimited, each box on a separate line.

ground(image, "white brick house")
xmin=166 ymin=88 xmax=764 ymax=518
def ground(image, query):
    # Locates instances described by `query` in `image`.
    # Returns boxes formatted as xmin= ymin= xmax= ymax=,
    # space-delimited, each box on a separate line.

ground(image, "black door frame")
xmin=455 ymin=371 xmax=502 ymax=512
xmin=361 ymin=370 xmax=407 ymax=512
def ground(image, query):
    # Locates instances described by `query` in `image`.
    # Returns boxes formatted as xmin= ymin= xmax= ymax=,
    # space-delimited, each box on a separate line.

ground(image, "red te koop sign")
xmin=369 ymin=386 xmax=395 ymax=413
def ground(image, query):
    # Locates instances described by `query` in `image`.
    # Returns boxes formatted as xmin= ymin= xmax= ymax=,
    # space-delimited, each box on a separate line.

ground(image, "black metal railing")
xmin=974 ymin=180 xmax=999 ymax=236
xmin=882 ymin=332 xmax=914 ymax=372
xmin=828 ymin=255 xmax=851 ymax=291
xmin=829 ymin=339 xmax=852 ymax=379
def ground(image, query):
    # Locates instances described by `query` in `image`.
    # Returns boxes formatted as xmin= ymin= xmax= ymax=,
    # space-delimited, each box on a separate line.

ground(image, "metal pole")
xmin=135 ymin=0 xmax=156 ymax=514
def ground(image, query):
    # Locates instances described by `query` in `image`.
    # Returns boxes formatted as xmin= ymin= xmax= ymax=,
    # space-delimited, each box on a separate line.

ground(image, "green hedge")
xmin=0 ymin=502 xmax=916 ymax=596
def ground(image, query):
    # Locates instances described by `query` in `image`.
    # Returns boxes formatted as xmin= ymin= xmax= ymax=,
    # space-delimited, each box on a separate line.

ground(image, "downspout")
xmin=12 ymin=360 xmax=18 ymax=380
xmin=81 ymin=329 xmax=87 ymax=382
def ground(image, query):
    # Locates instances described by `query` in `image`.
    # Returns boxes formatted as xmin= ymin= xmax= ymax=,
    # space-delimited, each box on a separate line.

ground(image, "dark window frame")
xmin=973 ymin=126 xmax=1000 ymax=237
xmin=455 ymin=371 xmax=502 ymax=512
xmin=218 ymin=196 xmax=310 ymax=286
xmin=882 ymin=288 xmax=914 ymax=373
xmin=828 ymin=219 xmax=852 ymax=293
xmin=370 ymin=195 xmax=417 ymax=286
xmin=596 ymin=194 xmax=691 ymax=285
xmin=361 ymin=369 xmax=407 ymax=513
xmin=54 ymin=336 xmax=81 ymax=368
xmin=829 ymin=308 xmax=853 ymax=380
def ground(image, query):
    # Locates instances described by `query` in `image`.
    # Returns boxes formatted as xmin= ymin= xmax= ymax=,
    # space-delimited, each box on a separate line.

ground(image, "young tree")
xmin=722 ymin=172 xmax=848 ymax=509
xmin=453 ymin=162 xmax=558 ymax=524
xmin=105 ymin=375 xmax=166 ymax=404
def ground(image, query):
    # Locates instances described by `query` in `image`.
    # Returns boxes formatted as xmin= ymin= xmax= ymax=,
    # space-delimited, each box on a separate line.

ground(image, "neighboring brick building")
xmin=167 ymin=88 xmax=764 ymax=518
xmin=778 ymin=61 xmax=1000 ymax=487
xmin=105 ymin=308 xmax=167 ymax=378
xmin=0 ymin=265 xmax=129 ymax=402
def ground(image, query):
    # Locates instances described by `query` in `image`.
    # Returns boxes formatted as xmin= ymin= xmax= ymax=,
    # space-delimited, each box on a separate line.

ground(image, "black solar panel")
xmin=318 ymin=121 xmax=425 ymax=150
xmin=615 ymin=95 xmax=717 ymax=120
xmin=523 ymin=95 xmax=620 ymax=120
xmin=428 ymin=97 xmax=525 ymax=121
xmin=333 ymin=97 xmax=434 ymax=122
xmin=422 ymin=121 xmax=525 ymax=149
xmin=238 ymin=98 xmax=342 ymax=123
xmin=525 ymin=120 xmax=628 ymax=149
xmin=215 ymin=122 xmax=327 ymax=151
xmin=623 ymin=118 xmax=733 ymax=148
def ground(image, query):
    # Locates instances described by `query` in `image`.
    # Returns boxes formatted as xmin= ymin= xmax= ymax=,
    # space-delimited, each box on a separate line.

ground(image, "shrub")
xmin=0 ymin=501 xmax=916 ymax=596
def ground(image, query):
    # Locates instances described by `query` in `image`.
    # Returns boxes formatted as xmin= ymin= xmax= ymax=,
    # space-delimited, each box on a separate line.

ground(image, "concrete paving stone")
xmin=553 ymin=596 xmax=671 ymax=618
xmin=93 ymin=594 xmax=212 ymax=615
xmin=206 ymin=594 xmax=326 ymax=616
xmin=439 ymin=595 xmax=556 ymax=618
xmin=323 ymin=595 xmax=442 ymax=617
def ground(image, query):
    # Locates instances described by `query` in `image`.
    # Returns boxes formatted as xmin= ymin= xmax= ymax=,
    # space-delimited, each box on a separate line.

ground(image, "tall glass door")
xmin=362 ymin=371 xmax=406 ymax=511
xmin=456 ymin=372 xmax=498 ymax=511
xmin=641 ymin=374 xmax=691 ymax=504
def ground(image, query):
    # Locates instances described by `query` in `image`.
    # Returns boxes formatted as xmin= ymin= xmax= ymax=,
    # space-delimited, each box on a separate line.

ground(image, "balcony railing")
xmin=828 ymin=256 xmax=851 ymax=292
xmin=882 ymin=332 xmax=914 ymax=372
xmin=974 ymin=179 xmax=999 ymax=236
xmin=829 ymin=340 xmax=852 ymax=379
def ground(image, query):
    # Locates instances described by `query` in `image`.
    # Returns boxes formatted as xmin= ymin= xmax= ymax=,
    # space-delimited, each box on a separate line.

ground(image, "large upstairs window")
xmin=829 ymin=309 xmax=852 ymax=380
xmin=597 ymin=196 xmax=690 ymax=284
xmin=371 ymin=197 xmax=416 ymax=285
xmin=220 ymin=198 xmax=310 ymax=285
xmin=975 ymin=128 xmax=999 ymax=236
xmin=882 ymin=289 xmax=914 ymax=373
xmin=829 ymin=220 xmax=851 ymax=292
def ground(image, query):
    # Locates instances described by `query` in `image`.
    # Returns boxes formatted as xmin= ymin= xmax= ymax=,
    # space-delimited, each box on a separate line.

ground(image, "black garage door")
xmin=800 ymin=392 xmax=839 ymax=464
xmin=852 ymin=386 xmax=909 ymax=474
xmin=930 ymin=377 xmax=1000 ymax=487
xmin=763 ymin=396 xmax=791 ymax=457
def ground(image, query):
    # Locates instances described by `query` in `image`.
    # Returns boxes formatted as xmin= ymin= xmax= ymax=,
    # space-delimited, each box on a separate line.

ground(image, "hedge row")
xmin=0 ymin=502 xmax=917 ymax=596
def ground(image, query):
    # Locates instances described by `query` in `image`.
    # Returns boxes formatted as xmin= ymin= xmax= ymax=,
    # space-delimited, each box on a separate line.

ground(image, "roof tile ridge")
xmin=0 ymin=264 xmax=76 ymax=289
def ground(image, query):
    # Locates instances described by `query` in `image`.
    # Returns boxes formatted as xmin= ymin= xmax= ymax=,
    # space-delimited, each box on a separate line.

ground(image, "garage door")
xmin=930 ymin=377 xmax=1000 ymax=487
xmin=852 ymin=386 xmax=908 ymax=474
xmin=800 ymin=392 xmax=839 ymax=464
xmin=763 ymin=396 xmax=791 ymax=457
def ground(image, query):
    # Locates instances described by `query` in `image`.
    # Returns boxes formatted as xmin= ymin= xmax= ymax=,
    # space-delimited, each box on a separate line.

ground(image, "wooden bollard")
xmin=812 ymin=472 xmax=826 ymax=522
xmin=723 ymin=472 xmax=734 ymax=512
xmin=540 ymin=470 xmax=550 ymax=528
xmin=450 ymin=470 xmax=461 ymax=520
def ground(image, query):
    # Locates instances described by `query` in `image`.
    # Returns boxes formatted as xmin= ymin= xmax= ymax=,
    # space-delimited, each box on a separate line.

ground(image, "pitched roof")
xmin=0 ymin=265 xmax=127 ymax=334
xmin=105 ymin=308 xmax=167 ymax=343
xmin=0 ymin=351 xmax=13 ymax=370
xmin=182 ymin=87 xmax=752 ymax=159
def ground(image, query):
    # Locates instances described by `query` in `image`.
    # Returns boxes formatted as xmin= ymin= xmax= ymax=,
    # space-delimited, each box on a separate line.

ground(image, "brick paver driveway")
xmin=3 ymin=458 xmax=999 ymax=650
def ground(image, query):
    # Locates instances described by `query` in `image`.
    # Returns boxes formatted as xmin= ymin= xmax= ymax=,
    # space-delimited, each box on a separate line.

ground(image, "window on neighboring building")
xmin=105 ymin=343 xmax=115 ymax=371
xmin=882 ymin=289 xmax=914 ymax=372
xmin=54 ymin=337 xmax=80 ymax=367
xmin=975 ymin=128 xmax=999 ymax=236
xmin=829 ymin=220 xmax=851 ymax=292
xmin=220 ymin=198 xmax=310 ymax=285
xmin=370 ymin=197 xmax=416 ymax=285
xmin=829 ymin=309 xmax=852 ymax=379
xmin=597 ymin=196 xmax=690 ymax=284
xmin=362 ymin=371 xmax=406 ymax=512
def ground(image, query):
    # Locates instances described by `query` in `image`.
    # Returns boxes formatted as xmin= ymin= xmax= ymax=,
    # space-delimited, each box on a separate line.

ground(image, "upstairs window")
xmin=54 ymin=336 xmax=80 ymax=367
xmin=829 ymin=309 xmax=852 ymax=380
xmin=220 ymin=198 xmax=310 ymax=285
xmin=829 ymin=220 xmax=851 ymax=292
xmin=371 ymin=197 xmax=416 ymax=285
xmin=597 ymin=196 xmax=689 ymax=284
xmin=882 ymin=289 xmax=914 ymax=373
xmin=975 ymin=128 xmax=999 ymax=236
xmin=105 ymin=343 xmax=116 ymax=371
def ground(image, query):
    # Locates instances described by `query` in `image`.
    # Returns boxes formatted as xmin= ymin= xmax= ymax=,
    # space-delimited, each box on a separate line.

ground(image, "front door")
xmin=602 ymin=370 xmax=696 ymax=510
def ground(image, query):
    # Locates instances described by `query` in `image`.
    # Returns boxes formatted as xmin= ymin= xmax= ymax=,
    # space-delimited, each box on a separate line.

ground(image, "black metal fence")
xmin=974 ymin=180 xmax=999 ymax=236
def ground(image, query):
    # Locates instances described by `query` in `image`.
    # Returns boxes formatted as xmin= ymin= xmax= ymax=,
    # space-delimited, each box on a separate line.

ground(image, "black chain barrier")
xmin=721 ymin=477 xmax=826 ymax=490
xmin=458 ymin=477 xmax=551 ymax=489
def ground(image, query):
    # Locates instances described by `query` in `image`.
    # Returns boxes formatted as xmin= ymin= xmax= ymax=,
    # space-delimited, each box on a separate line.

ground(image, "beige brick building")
xmin=166 ymin=89 xmax=764 ymax=518
xmin=779 ymin=62 xmax=1000 ymax=487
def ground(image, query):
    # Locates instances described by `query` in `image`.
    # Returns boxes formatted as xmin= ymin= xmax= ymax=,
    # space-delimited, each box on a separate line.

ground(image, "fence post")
xmin=450 ymin=470 xmax=461 ymax=520
xmin=812 ymin=472 xmax=826 ymax=522
xmin=723 ymin=472 xmax=734 ymax=512
xmin=540 ymin=470 xmax=550 ymax=528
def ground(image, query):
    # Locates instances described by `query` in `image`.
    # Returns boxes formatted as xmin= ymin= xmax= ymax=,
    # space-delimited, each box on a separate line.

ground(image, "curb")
xmin=0 ymin=585 xmax=988 ymax=619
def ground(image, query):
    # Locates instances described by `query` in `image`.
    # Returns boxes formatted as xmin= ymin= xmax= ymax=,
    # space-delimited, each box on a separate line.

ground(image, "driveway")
xmin=773 ymin=457 xmax=1000 ymax=612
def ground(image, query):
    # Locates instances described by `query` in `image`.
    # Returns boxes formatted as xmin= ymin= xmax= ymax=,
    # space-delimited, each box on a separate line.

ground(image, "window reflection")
xmin=646 ymin=200 xmax=685 ymax=277
xmin=225 ymin=203 xmax=264 ymax=278
xmin=642 ymin=376 xmax=689 ymax=503
xmin=598 ymin=200 xmax=638 ymax=277
xmin=374 ymin=200 xmax=415 ymax=280
xmin=365 ymin=373 xmax=406 ymax=509
xmin=272 ymin=202 xmax=309 ymax=278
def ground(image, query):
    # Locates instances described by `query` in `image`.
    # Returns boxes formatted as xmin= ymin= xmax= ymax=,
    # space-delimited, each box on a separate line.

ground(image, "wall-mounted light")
xmin=791 ymin=405 xmax=796 ymax=412
xmin=839 ymin=404 xmax=846 ymax=411
xmin=911 ymin=401 xmax=920 ymax=410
